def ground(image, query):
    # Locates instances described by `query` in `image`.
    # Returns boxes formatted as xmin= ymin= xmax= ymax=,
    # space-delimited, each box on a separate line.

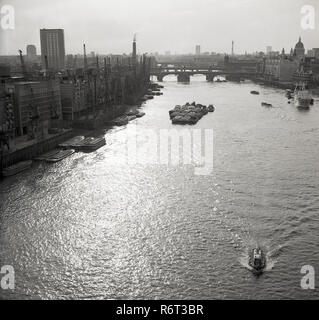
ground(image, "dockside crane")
xmin=19 ymin=50 xmax=27 ymax=79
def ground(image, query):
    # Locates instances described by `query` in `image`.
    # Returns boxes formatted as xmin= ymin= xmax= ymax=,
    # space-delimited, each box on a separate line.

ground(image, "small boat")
xmin=34 ymin=149 xmax=60 ymax=161
xmin=126 ymin=110 xmax=139 ymax=117
xmin=127 ymin=115 xmax=137 ymax=121
xmin=113 ymin=116 xmax=129 ymax=126
xmin=249 ymin=247 xmax=266 ymax=273
xmin=251 ymin=90 xmax=260 ymax=95
xmin=135 ymin=112 xmax=145 ymax=118
xmin=45 ymin=149 xmax=75 ymax=163
xmin=208 ymin=105 xmax=215 ymax=112
xmin=2 ymin=160 xmax=32 ymax=177
xmin=59 ymin=136 xmax=85 ymax=149
xmin=143 ymin=95 xmax=154 ymax=100
xmin=261 ymin=102 xmax=273 ymax=108
xmin=294 ymin=82 xmax=312 ymax=110
xmin=74 ymin=137 xmax=106 ymax=152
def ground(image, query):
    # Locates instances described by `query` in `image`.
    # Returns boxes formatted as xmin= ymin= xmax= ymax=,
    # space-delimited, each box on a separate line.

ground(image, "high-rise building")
xmin=26 ymin=45 xmax=37 ymax=62
xmin=40 ymin=29 xmax=66 ymax=71
xmin=196 ymin=45 xmax=201 ymax=55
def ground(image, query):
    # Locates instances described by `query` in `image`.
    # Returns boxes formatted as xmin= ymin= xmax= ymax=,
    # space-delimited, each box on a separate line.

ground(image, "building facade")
xmin=264 ymin=55 xmax=299 ymax=81
xmin=40 ymin=29 xmax=66 ymax=71
xmin=60 ymin=80 xmax=88 ymax=120
xmin=5 ymin=80 xmax=62 ymax=137
xmin=0 ymin=94 xmax=15 ymax=137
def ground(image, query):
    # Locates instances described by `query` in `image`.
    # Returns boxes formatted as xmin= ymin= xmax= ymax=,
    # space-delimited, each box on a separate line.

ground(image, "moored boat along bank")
xmin=2 ymin=160 xmax=33 ymax=177
xmin=0 ymin=82 xmax=164 ymax=178
xmin=0 ymin=129 xmax=74 ymax=176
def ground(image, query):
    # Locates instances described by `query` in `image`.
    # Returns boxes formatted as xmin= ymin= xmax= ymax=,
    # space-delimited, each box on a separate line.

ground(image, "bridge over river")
xmin=150 ymin=66 xmax=258 ymax=82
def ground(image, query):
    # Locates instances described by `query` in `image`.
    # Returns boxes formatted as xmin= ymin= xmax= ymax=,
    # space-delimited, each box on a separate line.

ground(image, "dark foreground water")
xmin=1 ymin=76 xmax=319 ymax=299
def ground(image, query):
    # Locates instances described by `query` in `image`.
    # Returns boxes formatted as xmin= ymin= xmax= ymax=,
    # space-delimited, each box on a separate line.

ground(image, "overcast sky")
xmin=0 ymin=0 xmax=318 ymax=55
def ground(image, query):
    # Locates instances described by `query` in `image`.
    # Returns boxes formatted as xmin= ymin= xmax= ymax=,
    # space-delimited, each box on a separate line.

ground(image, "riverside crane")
xmin=19 ymin=50 xmax=27 ymax=78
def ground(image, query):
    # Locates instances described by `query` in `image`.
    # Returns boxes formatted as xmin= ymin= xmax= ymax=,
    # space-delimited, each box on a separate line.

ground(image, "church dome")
xmin=295 ymin=37 xmax=304 ymax=49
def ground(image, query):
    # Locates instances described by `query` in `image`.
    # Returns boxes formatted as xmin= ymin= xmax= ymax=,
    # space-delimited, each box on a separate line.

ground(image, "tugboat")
xmin=249 ymin=247 xmax=266 ymax=274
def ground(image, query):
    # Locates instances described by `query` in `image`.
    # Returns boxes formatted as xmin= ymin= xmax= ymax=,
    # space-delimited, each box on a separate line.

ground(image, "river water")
xmin=1 ymin=75 xmax=319 ymax=300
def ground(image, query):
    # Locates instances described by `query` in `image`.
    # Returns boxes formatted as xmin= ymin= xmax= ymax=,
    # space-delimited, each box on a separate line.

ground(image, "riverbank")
xmin=0 ymin=102 xmax=140 ymax=176
xmin=0 ymin=81 xmax=160 ymax=176
xmin=253 ymin=77 xmax=295 ymax=90
xmin=0 ymin=129 xmax=74 ymax=172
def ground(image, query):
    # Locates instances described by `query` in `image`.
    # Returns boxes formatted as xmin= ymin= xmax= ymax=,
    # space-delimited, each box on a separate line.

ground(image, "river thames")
xmin=1 ymin=75 xmax=319 ymax=299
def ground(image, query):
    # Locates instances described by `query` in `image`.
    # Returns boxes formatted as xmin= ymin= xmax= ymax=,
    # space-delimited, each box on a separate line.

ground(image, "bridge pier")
xmin=206 ymin=74 xmax=216 ymax=82
xmin=226 ymin=74 xmax=241 ymax=82
xmin=177 ymin=74 xmax=190 ymax=83
xmin=157 ymin=75 xmax=164 ymax=82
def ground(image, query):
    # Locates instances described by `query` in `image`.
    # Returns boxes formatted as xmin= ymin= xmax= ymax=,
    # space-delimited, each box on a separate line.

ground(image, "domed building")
xmin=294 ymin=37 xmax=305 ymax=59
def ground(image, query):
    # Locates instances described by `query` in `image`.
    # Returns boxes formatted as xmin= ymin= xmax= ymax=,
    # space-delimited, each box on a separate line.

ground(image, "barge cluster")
xmin=169 ymin=102 xmax=215 ymax=125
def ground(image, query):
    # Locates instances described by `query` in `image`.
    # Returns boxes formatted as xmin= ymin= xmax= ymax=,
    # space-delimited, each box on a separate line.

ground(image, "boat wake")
xmin=239 ymin=243 xmax=282 ymax=273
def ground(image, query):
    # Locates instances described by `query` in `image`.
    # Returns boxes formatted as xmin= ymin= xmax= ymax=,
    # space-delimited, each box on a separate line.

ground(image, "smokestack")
xmin=83 ymin=44 xmax=88 ymax=71
xmin=232 ymin=41 xmax=234 ymax=56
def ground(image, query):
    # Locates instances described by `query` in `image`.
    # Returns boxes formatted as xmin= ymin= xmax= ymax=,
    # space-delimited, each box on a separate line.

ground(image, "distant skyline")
xmin=1 ymin=0 xmax=319 ymax=55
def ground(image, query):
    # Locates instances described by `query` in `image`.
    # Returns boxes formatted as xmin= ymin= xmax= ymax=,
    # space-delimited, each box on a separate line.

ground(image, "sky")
xmin=0 ymin=0 xmax=319 ymax=55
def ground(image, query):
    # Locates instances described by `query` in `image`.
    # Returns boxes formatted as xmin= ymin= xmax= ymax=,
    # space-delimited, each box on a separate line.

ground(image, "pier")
xmin=0 ymin=129 xmax=74 ymax=176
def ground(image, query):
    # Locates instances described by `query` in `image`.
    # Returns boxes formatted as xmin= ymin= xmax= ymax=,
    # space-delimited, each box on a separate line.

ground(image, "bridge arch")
xmin=155 ymin=72 xmax=213 ymax=82
xmin=150 ymin=66 xmax=256 ymax=82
